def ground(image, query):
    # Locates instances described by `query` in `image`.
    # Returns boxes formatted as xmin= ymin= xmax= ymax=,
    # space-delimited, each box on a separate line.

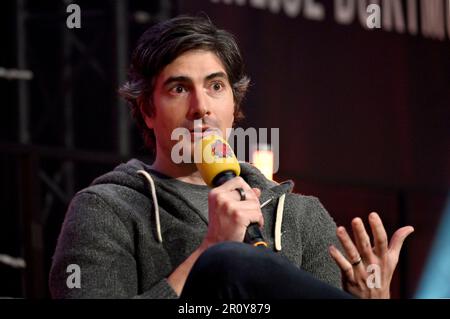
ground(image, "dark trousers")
xmin=180 ymin=242 xmax=353 ymax=299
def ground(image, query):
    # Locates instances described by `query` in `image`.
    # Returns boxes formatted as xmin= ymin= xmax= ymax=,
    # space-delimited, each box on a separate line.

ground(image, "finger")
xmin=351 ymin=217 xmax=374 ymax=261
xmin=230 ymin=187 xmax=259 ymax=202
xmin=328 ymin=245 xmax=355 ymax=283
xmin=336 ymin=226 xmax=364 ymax=270
xmin=229 ymin=199 xmax=262 ymax=212
xmin=252 ymin=188 xmax=261 ymax=198
xmin=228 ymin=200 xmax=264 ymax=227
xmin=369 ymin=212 xmax=388 ymax=256
xmin=231 ymin=187 xmax=247 ymax=201
xmin=258 ymin=214 xmax=265 ymax=229
xmin=220 ymin=176 xmax=252 ymax=192
xmin=246 ymin=207 xmax=265 ymax=228
xmin=220 ymin=177 xmax=255 ymax=201
xmin=388 ymin=226 xmax=414 ymax=257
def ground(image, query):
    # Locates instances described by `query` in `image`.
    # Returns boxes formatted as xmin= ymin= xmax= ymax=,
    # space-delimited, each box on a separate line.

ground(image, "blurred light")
xmin=251 ymin=144 xmax=273 ymax=181
xmin=0 ymin=67 xmax=33 ymax=80
xmin=134 ymin=11 xmax=151 ymax=24
xmin=415 ymin=194 xmax=450 ymax=298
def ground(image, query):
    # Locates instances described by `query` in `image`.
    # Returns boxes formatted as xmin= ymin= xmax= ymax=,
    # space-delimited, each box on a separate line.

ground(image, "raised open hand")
xmin=329 ymin=212 xmax=414 ymax=298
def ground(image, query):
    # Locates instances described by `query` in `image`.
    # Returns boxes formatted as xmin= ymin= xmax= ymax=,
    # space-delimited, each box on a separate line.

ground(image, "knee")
xmin=203 ymin=241 xmax=252 ymax=258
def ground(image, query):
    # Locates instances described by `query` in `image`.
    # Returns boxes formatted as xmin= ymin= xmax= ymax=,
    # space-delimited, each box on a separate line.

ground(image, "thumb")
xmin=389 ymin=226 xmax=414 ymax=256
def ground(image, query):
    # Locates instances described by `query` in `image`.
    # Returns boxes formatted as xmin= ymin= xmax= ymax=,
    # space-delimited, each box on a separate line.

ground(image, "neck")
xmin=150 ymin=150 xmax=207 ymax=186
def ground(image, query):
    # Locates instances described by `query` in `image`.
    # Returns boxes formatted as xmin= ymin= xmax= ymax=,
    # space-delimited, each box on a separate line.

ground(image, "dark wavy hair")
xmin=119 ymin=15 xmax=250 ymax=151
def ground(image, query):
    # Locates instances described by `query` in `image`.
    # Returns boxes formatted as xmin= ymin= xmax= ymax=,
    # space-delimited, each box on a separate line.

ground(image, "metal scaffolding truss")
xmin=6 ymin=0 xmax=172 ymax=297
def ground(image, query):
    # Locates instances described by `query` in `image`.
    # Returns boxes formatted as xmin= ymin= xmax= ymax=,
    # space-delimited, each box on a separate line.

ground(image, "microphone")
xmin=195 ymin=134 xmax=268 ymax=248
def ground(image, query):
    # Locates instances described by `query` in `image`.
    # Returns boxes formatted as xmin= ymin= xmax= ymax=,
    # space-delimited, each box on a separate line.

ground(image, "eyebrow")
xmin=205 ymin=71 xmax=228 ymax=81
xmin=162 ymin=71 xmax=228 ymax=87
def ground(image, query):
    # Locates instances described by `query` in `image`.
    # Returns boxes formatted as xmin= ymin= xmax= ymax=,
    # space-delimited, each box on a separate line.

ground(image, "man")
xmin=49 ymin=15 xmax=413 ymax=299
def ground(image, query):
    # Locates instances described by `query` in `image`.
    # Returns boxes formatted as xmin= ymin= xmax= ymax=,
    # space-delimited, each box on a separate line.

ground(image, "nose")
xmin=187 ymin=88 xmax=210 ymax=120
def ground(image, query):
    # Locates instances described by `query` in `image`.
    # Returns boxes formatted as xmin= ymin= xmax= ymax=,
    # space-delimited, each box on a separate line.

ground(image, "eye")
xmin=170 ymin=85 xmax=187 ymax=94
xmin=211 ymin=82 xmax=224 ymax=92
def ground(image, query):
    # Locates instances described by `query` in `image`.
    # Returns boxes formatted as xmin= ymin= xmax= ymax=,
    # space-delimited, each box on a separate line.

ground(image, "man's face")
xmin=143 ymin=49 xmax=235 ymax=162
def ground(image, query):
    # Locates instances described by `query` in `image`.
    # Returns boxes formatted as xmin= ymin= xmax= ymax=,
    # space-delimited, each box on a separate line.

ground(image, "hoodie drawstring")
xmin=274 ymin=194 xmax=286 ymax=252
xmin=138 ymin=169 xmax=286 ymax=249
xmin=137 ymin=170 xmax=163 ymax=243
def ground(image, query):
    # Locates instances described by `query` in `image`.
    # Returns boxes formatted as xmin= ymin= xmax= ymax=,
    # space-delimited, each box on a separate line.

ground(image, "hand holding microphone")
xmin=195 ymin=134 xmax=268 ymax=248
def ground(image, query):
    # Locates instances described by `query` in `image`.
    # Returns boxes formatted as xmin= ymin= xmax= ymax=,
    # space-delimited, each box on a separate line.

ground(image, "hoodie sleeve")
xmin=297 ymin=196 xmax=343 ymax=290
xmin=49 ymin=191 xmax=178 ymax=299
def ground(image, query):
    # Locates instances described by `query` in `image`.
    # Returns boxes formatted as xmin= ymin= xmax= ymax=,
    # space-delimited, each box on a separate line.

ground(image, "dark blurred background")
xmin=0 ymin=0 xmax=449 ymax=298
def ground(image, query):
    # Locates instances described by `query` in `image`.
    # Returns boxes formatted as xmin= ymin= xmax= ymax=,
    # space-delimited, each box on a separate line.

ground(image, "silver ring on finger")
xmin=351 ymin=257 xmax=362 ymax=267
xmin=234 ymin=187 xmax=246 ymax=201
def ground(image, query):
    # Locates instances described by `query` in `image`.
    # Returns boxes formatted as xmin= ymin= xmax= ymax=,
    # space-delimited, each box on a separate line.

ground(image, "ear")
xmin=138 ymin=97 xmax=154 ymax=129
xmin=231 ymin=106 xmax=237 ymax=127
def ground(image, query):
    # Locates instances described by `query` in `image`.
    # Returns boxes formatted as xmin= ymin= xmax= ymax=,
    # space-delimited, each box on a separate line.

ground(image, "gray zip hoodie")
xmin=49 ymin=159 xmax=342 ymax=298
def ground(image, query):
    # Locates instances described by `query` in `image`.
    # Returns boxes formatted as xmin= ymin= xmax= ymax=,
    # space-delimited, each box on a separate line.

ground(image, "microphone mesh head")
xmin=195 ymin=134 xmax=240 ymax=187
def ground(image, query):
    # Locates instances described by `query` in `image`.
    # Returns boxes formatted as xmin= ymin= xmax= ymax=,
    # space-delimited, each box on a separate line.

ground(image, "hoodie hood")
xmin=92 ymin=158 xmax=294 ymax=200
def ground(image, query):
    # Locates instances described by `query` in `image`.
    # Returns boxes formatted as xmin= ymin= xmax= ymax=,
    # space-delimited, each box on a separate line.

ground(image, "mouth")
xmin=188 ymin=127 xmax=221 ymax=142
xmin=189 ymin=126 xmax=211 ymax=133
xmin=187 ymin=127 xmax=207 ymax=143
